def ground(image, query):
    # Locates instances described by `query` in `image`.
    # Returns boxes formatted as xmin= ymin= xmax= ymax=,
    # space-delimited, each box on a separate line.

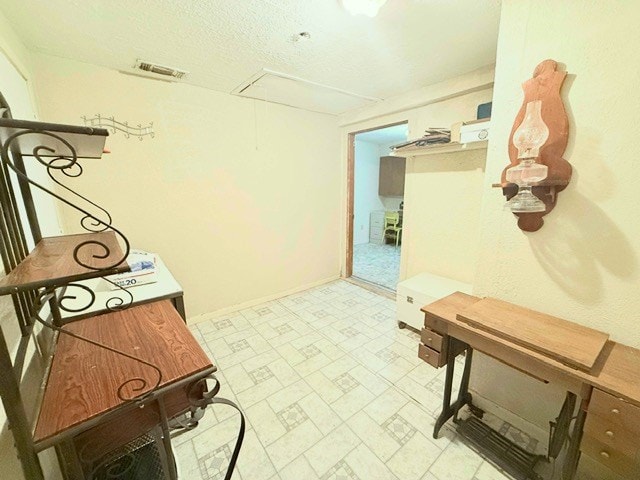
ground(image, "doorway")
xmin=346 ymin=121 xmax=408 ymax=291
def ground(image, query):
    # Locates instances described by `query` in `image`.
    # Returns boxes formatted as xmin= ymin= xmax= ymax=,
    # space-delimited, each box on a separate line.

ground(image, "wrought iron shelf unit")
xmin=0 ymin=91 xmax=245 ymax=480
xmin=0 ymin=231 xmax=130 ymax=295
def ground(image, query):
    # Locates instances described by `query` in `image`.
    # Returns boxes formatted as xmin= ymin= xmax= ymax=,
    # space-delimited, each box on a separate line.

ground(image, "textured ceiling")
xmin=1 ymin=0 xmax=501 ymax=101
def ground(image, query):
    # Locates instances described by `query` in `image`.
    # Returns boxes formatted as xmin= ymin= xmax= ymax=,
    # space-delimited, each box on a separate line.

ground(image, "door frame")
xmin=345 ymin=120 xmax=408 ymax=278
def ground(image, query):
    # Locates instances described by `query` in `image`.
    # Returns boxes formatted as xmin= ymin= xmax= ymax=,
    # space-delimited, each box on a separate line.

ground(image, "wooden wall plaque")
xmin=500 ymin=59 xmax=572 ymax=232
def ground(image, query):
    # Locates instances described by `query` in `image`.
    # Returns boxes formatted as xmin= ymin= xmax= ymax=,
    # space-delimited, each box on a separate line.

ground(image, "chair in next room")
xmin=383 ymin=211 xmax=402 ymax=246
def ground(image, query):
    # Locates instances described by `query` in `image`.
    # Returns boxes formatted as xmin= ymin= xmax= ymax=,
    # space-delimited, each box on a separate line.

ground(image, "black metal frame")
xmin=433 ymin=337 xmax=476 ymax=438
xmin=0 ymin=91 xmax=243 ymax=479
xmin=433 ymin=335 xmax=589 ymax=480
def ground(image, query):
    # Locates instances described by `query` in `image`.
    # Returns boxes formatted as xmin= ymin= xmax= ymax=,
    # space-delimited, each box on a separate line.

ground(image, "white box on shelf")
xmin=460 ymin=120 xmax=490 ymax=144
xmin=105 ymin=250 xmax=158 ymax=289
xmin=396 ymin=272 xmax=471 ymax=330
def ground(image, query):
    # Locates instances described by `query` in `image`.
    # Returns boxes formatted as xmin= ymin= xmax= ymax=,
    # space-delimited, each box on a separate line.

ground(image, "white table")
xmin=58 ymin=256 xmax=185 ymax=322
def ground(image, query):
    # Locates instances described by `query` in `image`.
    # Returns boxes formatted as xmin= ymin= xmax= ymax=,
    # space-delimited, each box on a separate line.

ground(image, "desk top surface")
xmin=34 ymin=300 xmax=213 ymax=444
xmin=422 ymin=293 xmax=640 ymax=407
xmin=59 ymin=256 xmax=183 ymax=320
xmin=457 ymin=297 xmax=609 ymax=372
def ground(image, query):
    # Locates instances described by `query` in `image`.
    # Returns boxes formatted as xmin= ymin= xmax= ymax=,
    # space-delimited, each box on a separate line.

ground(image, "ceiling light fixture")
xmin=341 ymin=0 xmax=388 ymax=17
xmin=292 ymin=31 xmax=312 ymax=42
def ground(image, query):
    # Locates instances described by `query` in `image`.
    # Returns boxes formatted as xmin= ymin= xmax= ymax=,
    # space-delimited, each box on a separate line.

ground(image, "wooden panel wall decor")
xmin=497 ymin=59 xmax=572 ymax=232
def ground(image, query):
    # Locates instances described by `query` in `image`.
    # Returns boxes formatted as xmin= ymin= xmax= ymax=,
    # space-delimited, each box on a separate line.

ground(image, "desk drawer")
xmin=418 ymin=344 xmax=444 ymax=368
xmin=584 ymin=413 xmax=638 ymax=459
xmin=588 ymin=389 xmax=640 ymax=436
xmin=424 ymin=312 xmax=447 ymax=335
xmin=72 ymin=380 xmax=205 ymax=463
xmin=581 ymin=433 xmax=640 ymax=478
xmin=420 ymin=328 xmax=444 ymax=352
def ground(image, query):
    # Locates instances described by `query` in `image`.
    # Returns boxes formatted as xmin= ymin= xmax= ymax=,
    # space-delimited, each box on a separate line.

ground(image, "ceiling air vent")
xmin=133 ymin=59 xmax=188 ymax=80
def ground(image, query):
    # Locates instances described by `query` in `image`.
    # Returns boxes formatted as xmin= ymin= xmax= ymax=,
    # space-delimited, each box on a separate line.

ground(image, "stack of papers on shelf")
xmin=392 ymin=127 xmax=451 ymax=150
xmin=105 ymin=250 xmax=158 ymax=289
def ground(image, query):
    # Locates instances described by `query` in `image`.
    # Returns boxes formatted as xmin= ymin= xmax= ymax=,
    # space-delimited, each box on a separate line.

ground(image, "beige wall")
xmin=30 ymin=53 xmax=342 ymax=318
xmin=471 ymin=0 xmax=640 ymax=427
xmin=339 ymin=72 xmax=494 ymax=285
xmin=403 ymin=148 xmax=486 ymax=284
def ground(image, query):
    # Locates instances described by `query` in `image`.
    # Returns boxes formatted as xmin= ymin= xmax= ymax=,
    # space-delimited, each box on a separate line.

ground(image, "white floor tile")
xmin=345 ymin=443 xmax=399 ymax=480
xmin=303 ymin=423 xmax=361 ymax=476
xmin=279 ymin=455 xmax=320 ymax=480
xmin=265 ymin=420 xmax=323 ymax=471
xmin=387 ymin=431 xmax=443 ymax=480
xmin=428 ymin=438 xmax=483 ymax=480
xmin=176 ymin=280 xmax=538 ymax=480
xmin=473 ymin=461 xmax=513 ymax=480
xmin=347 ymin=410 xmax=400 ymax=462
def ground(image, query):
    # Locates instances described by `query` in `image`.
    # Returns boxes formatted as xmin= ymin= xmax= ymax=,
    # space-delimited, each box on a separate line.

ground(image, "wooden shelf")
xmin=33 ymin=300 xmax=214 ymax=446
xmin=492 ymin=179 xmax=570 ymax=188
xmin=392 ymin=140 xmax=487 ymax=157
xmin=0 ymin=232 xmax=129 ymax=295
xmin=0 ymin=118 xmax=109 ymax=159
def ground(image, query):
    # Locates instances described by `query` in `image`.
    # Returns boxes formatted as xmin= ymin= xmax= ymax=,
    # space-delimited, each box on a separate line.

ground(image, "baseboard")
xmin=344 ymin=276 xmax=395 ymax=300
xmin=187 ymin=275 xmax=341 ymax=325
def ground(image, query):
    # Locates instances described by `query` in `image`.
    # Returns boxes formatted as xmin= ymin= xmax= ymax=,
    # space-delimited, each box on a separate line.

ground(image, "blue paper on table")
xmin=130 ymin=260 xmax=155 ymax=272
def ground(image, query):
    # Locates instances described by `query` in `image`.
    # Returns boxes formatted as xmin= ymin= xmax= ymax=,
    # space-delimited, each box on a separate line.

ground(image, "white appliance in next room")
xmin=396 ymin=272 xmax=472 ymax=330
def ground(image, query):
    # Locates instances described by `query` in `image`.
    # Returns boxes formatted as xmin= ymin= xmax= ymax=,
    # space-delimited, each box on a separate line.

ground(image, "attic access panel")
xmin=232 ymin=69 xmax=380 ymax=115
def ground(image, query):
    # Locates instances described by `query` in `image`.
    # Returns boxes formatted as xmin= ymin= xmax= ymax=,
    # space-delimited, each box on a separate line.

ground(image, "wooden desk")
xmin=420 ymin=293 xmax=640 ymax=479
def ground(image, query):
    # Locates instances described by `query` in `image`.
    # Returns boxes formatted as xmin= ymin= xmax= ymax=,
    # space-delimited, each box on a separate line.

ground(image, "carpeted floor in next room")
xmin=175 ymin=279 xmax=612 ymax=480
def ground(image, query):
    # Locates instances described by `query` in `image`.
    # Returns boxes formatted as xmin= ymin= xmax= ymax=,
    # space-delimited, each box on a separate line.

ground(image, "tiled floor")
xmin=352 ymin=243 xmax=401 ymax=291
xmin=177 ymin=279 xmax=520 ymax=480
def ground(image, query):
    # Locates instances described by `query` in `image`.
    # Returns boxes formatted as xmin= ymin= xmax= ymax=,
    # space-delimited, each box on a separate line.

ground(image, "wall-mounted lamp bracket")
xmin=499 ymin=60 xmax=572 ymax=232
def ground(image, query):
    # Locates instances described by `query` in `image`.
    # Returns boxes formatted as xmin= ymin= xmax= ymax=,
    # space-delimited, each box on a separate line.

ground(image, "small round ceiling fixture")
xmin=293 ymin=32 xmax=312 ymax=42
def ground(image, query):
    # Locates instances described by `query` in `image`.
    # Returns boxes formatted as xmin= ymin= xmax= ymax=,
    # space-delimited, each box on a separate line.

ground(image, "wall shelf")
xmin=0 ymin=118 xmax=109 ymax=159
xmin=493 ymin=179 xmax=570 ymax=207
xmin=491 ymin=179 xmax=570 ymax=189
xmin=392 ymin=140 xmax=487 ymax=157
xmin=0 ymin=232 xmax=129 ymax=295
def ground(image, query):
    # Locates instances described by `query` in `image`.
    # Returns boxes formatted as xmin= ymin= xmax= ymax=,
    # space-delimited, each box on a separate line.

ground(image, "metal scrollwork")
xmin=56 ymin=278 xmax=133 ymax=315
xmin=0 ymin=129 xmax=130 ymax=271
xmin=57 ymin=283 xmax=96 ymax=313
xmin=170 ymin=374 xmax=245 ymax=480
xmin=102 ymin=278 xmax=134 ymax=312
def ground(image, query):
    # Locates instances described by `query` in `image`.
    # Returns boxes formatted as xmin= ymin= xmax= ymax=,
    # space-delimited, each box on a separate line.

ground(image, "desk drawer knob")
xmin=611 ymin=408 xmax=620 ymax=414
xmin=605 ymin=430 xmax=614 ymax=438
xmin=600 ymin=451 xmax=610 ymax=459
xmin=427 ymin=337 xmax=433 ymax=342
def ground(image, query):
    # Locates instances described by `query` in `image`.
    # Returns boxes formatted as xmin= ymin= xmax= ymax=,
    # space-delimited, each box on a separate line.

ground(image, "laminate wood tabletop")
xmin=34 ymin=300 xmax=213 ymax=444
xmin=456 ymin=297 xmax=609 ymax=372
xmin=0 ymin=232 xmax=129 ymax=293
